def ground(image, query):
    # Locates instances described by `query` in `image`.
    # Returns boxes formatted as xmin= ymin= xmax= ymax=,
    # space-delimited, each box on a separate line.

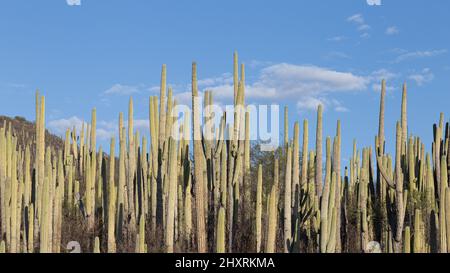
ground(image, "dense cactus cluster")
xmin=0 ymin=53 xmax=449 ymax=253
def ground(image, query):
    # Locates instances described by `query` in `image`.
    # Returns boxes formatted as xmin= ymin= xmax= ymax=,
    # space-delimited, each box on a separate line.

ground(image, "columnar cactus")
xmin=216 ymin=206 xmax=225 ymax=253
xmin=266 ymin=157 xmax=279 ymax=253
xmin=376 ymin=121 xmax=406 ymax=253
xmin=139 ymin=213 xmax=145 ymax=253
xmin=107 ymin=137 xmax=116 ymax=253
xmin=320 ymin=137 xmax=331 ymax=253
xmin=256 ymin=164 xmax=262 ymax=253
xmin=127 ymin=99 xmax=136 ymax=231
xmin=292 ymin=122 xmax=300 ymax=202
xmin=2 ymin=55 xmax=450 ymax=254
xmin=440 ymin=154 xmax=447 ymax=252
xmin=192 ymin=62 xmax=207 ymax=253
xmin=166 ymin=137 xmax=178 ymax=253
xmin=117 ymin=115 xmax=126 ymax=241
xmin=94 ymin=237 xmax=100 ymax=253
xmin=284 ymin=144 xmax=292 ymax=252
xmin=315 ymin=105 xmax=323 ymax=196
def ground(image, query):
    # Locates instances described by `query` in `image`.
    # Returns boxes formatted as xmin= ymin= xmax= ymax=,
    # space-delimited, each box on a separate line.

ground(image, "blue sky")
xmin=1 ymin=0 xmax=449 ymax=164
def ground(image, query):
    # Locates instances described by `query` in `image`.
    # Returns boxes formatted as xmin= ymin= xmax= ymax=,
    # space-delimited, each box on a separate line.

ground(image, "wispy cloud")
xmin=247 ymin=60 xmax=274 ymax=68
xmin=369 ymin=69 xmax=399 ymax=92
xmin=296 ymin=97 xmax=349 ymax=112
xmin=358 ymin=24 xmax=371 ymax=31
xmin=370 ymin=69 xmax=398 ymax=81
xmin=332 ymin=99 xmax=350 ymax=112
xmin=347 ymin=13 xmax=371 ymax=39
xmin=198 ymin=73 xmax=233 ymax=87
xmin=66 ymin=0 xmax=81 ymax=6
xmin=408 ymin=68 xmax=434 ymax=86
xmin=198 ymin=63 xmax=369 ymax=112
xmin=103 ymin=84 xmax=141 ymax=96
xmin=107 ymin=62 xmax=395 ymax=114
xmin=327 ymin=36 xmax=346 ymax=42
xmin=0 ymin=82 xmax=30 ymax=94
xmin=394 ymin=49 xmax=447 ymax=63
xmin=366 ymin=0 xmax=381 ymax=5
xmin=323 ymin=51 xmax=351 ymax=60
xmin=48 ymin=116 xmax=85 ymax=136
xmin=347 ymin=14 xmax=365 ymax=25
xmin=206 ymin=63 xmax=367 ymax=101
xmin=296 ymin=97 xmax=324 ymax=111
xmin=48 ymin=116 xmax=151 ymax=141
xmin=360 ymin=33 xmax=370 ymax=39
xmin=385 ymin=26 xmax=399 ymax=35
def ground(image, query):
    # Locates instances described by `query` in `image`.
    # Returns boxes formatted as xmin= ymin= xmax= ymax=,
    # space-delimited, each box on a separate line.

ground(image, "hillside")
xmin=0 ymin=115 xmax=64 ymax=152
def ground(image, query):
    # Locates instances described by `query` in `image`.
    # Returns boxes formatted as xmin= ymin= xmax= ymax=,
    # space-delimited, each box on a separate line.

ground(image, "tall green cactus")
xmin=315 ymin=105 xmax=323 ymax=196
xmin=166 ymin=137 xmax=178 ymax=253
xmin=284 ymin=144 xmax=292 ymax=252
xmin=107 ymin=137 xmax=116 ymax=253
xmin=192 ymin=62 xmax=207 ymax=253
xmin=216 ymin=206 xmax=225 ymax=253
xmin=256 ymin=164 xmax=262 ymax=253
xmin=266 ymin=157 xmax=279 ymax=253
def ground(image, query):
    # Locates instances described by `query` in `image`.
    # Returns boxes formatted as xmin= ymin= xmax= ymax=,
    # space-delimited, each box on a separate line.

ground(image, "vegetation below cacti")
xmin=0 ymin=52 xmax=449 ymax=253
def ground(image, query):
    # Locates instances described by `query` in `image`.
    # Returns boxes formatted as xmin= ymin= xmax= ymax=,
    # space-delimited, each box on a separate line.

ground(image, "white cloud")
xmin=148 ymin=86 xmax=161 ymax=93
xmin=49 ymin=116 xmax=153 ymax=141
xmin=117 ymin=62 xmax=395 ymax=114
xmin=297 ymin=97 xmax=325 ymax=111
xmin=366 ymin=0 xmax=381 ymax=6
xmin=327 ymin=36 xmax=346 ymax=42
xmin=49 ymin=116 xmax=115 ymax=141
xmin=48 ymin=116 xmax=85 ymax=136
xmin=395 ymin=49 xmax=447 ymax=63
xmin=174 ymin=91 xmax=194 ymax=106
xmin=408 ymin=68 xmax=434 ymax=86
xmin=332 ymin=99 xmax=349 ymax=112
xmin=198 ymin=73 xmax=233 ymax=87
xmin=66 ymin=0 xmax=81 ymax=6
xmin=334 ymin=105 xmax=349 ymax=112
xmin=103 ymin=84 xmax=141 ymax=96
xmin=358 ymin=24 xmax=371 ymax=31
xmin=370 ymin=69 xmax=398 ymax=81
xmin=205 ymin=63 xmax=367 ymax=101
xmin=257 ymin=64 xmax=367 ymax=95
xmin=385 ymin=26 xmax=399 ymax=35
xmin=7 ymin=83 xmax=27 ymax=89
xmin=296 ymin=97 xmax=349 ymax=112
xmin=247 ymin=60 xmax=273 ymax=68
xmin=360 ymin=33 xmax=370 ymax=39
xmin=347 ymin=13 xmax=371 ymax=39
xmin=347 ymin=14 xmax=365 ymax=24
xmin=347 ymin=14 xmax=371 ymax=37
xmin=198 ymin=63 xmax=369 ymax=112
xmin=371 ymin=83 xmax=396 ymax=93
xmin=323 ymin=51 xmax=350 ymax=60
xmin=368 ymin=69 xmax=398 ymax=92
xmin=134 ymin=119 xmax=150 ymax=134
xmin=96 ymin=129 xmax=115 ymax=140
